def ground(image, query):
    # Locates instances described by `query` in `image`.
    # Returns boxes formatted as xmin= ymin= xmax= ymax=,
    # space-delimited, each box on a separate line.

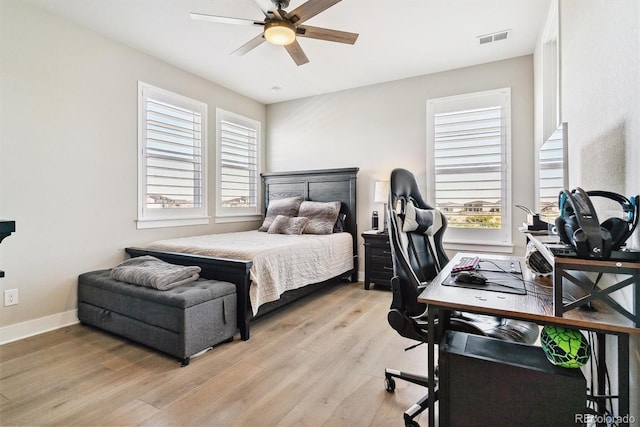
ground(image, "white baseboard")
xmin=0 ymin=309 xmax=79 ymax=345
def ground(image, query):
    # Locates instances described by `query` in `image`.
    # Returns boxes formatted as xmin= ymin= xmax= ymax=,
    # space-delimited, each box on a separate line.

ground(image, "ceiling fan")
xmin=190 ymin=0 xmax=359 ymax=66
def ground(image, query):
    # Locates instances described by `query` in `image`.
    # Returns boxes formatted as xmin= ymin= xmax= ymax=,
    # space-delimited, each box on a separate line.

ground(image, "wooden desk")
xmin=418 ymin=252 xmax=640 ymax=427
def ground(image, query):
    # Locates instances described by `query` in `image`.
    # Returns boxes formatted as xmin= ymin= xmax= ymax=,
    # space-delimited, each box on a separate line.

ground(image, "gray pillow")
xmin=298 ymin=200 xmax=341 ymax=234
xmin=267 ymin=215 xmax=309 ymax=235
xmin=258 ymin=196 xmax=304 ymax=232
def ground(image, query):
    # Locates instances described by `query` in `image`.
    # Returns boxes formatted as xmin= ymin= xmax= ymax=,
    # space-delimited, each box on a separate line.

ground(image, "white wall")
xmin=266 ymin=55 xmax=536 ymax=265
xmin=561 ymin=0 xmax=639 ymax=211
xmin=559 ymin=0 xmax=639 ymax=419
xmin=534 ymin=0 xmax=639 ymax=418
xmin=0 ymin=0 xmax=265 ymax=336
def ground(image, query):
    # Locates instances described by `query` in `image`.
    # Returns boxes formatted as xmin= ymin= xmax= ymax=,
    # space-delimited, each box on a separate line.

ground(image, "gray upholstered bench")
xmin=77 ymin=269 xmax=237 ymax=366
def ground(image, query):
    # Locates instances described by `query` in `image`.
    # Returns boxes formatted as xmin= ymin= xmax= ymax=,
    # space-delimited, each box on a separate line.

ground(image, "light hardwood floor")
xmin=0 ymin=282 xmax=434 ymax=426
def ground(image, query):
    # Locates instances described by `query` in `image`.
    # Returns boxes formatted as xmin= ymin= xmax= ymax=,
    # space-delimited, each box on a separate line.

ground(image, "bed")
xmin=125 ymin=167 xmax=359 ymax=341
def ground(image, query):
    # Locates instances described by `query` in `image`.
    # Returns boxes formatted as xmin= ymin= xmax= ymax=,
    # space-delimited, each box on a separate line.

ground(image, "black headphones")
xmin=555 ymin=188 xmax=639 ymax=259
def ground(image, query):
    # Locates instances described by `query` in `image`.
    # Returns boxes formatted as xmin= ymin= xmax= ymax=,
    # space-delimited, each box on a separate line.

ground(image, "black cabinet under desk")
xmin=440 ymin=331 xmax=586 ymax=427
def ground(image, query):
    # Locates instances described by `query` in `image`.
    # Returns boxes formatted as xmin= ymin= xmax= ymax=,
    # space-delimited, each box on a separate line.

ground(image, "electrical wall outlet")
xmin=4 ymin=289 xmax=18 ymax=306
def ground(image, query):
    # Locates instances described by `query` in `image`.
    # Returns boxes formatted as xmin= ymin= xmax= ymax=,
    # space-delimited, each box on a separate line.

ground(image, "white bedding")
xmin=146 ymin=230 xmax=354 ymax=314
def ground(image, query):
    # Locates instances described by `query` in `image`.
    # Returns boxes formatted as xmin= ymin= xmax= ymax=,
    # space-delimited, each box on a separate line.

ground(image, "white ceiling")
xmin=25 ymin=0 xmax=551 ymax=104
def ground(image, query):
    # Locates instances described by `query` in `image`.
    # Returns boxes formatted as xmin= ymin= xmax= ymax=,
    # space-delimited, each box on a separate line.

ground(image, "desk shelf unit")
xmin=527 ymin=234 xmax=639 ymax=328
xmin=553 ymin=257 xmax=639 ymax=328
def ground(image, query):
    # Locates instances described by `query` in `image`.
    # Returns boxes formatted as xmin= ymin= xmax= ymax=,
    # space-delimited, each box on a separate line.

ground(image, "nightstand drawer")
xmin=367 ymin=238 xmax=390 ymax=248
xmin=371 ymin=265 xmax=393 ymax=282
xmin=370 ymin=246 xmax=392 ymax=258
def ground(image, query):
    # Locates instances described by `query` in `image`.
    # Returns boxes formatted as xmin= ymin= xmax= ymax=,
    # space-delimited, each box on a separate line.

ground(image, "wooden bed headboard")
xmin=261 ymin=167 xmax=359 ymax=255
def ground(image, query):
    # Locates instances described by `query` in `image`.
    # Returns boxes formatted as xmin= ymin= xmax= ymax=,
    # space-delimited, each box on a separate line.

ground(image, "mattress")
xmin=146 ymin=230 xmax=354 ymax=314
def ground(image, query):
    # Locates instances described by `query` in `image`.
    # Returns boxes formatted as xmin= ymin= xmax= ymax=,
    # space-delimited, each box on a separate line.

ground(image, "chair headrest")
xmin=402 ymin=202 xmax=443 ymax=236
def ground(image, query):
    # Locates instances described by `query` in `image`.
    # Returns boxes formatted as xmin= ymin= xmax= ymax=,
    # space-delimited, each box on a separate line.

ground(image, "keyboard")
xmin=451 ymin=256 xmax=480 ymax=273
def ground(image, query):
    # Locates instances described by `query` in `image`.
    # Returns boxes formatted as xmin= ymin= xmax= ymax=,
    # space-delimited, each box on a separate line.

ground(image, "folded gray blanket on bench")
xmin=110 ymin=255 xmax=201 ymax=291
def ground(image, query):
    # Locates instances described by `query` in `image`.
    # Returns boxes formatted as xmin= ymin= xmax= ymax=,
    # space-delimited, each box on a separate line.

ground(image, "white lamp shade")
xmin=374 ymin=181 xmax=389 ymax=203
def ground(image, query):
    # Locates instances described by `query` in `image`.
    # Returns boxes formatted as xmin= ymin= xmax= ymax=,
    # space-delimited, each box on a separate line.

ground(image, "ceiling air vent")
xmin=477 ymin=30 xmax=510 ymax=45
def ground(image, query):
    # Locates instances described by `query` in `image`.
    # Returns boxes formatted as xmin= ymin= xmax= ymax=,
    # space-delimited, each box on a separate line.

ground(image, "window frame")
xmin=215 ymin=108 xmax=262 ymax=222
xmin=426 ymin=88 xmax=513 ymax=251
xmin=136 ymin=81 xmax=209 ymax=229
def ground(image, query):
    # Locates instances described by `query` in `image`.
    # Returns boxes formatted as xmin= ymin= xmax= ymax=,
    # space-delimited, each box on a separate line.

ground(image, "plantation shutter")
xmin=433 ymin=105 xmax=504 ymax=229
xmin=137 ymin=82 xmax=208 ymax=229
xmin=538 ymin=125 xmax=565 ymax=221
xmin=219 ymin=119 xmax=258 ymax=209
xmin=427 ymin=88 xmax=512 ymax=247
xmin=144 ymin=97 xmax=203 ymax=210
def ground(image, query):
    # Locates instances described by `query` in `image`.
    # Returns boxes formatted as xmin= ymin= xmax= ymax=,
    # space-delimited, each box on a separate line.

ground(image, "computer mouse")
xmin=455 ymin=271 xmax=487 ymax=286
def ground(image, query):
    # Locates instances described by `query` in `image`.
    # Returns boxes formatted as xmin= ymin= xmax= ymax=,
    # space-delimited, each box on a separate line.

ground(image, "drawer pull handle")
xmin=383 ymin=266 xmax=394 ymax=271
xmin=383 ymin=250 xmax=392 ymax=255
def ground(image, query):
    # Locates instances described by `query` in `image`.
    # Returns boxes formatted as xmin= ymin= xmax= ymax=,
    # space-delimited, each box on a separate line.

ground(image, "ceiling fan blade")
xmin=190 ymin=12 xmax=264 ymax=27
xmin=284 ymin=40 xmax=309 ymax=66
xmin=231 ymin=33 xmax=266 ymax=56
xmin=297 ymin=25 xmax=358 ymax=44
xmin=285 ymin=0 xmax=341 ymax=25
xmin=252 ymin=0 xmax=274 ymax=16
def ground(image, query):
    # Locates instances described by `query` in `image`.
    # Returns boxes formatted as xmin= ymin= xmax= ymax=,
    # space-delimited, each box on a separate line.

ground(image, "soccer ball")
xmin=540 ymin=325 xmax=591 ymax=368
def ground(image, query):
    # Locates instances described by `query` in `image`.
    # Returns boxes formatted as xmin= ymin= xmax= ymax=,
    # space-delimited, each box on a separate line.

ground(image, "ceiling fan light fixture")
xmin=264 ymin=20 xmax=296 ymax=46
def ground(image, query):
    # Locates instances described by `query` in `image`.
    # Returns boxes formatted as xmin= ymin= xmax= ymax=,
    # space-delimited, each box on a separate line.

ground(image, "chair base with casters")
xmin=385 ymin=361 xmax=435 ymax=427
xmin=385 ymin=368 xmax=431 ymax=392
xmin=384 ymin=367 xmax=434 ymax=427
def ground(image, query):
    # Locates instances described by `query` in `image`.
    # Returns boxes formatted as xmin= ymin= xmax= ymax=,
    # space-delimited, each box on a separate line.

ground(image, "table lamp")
xmin=374 ymin=180 xmax=389 ymax=233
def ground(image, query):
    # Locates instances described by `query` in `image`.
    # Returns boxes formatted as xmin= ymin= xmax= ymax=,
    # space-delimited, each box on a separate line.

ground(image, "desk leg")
xmin=618 ymin=333 xmax=630 ymax=427
xmin=595 ymin=333 xmax=630 ymax=427
xmin=635 ymin=272 xmax=640 ymax=328
xmin=596 ymin=333 xmax=606 ymax=423
xmin=427 ymin=306 xmax=437 ymax=427
xmin=553 ymin=265 xmax=563 ymax=317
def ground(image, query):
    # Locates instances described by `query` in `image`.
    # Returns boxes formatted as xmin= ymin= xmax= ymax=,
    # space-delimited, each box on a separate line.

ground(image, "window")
xmin=426 ymin=88 xmax=512 ymax=248
xmin=538 ymin=123 xmax=567 ymax=223
xmin=137 ymin=82 xmax=208 ymax=229
xmin=215 ymin=109 xmax=261 ymax=221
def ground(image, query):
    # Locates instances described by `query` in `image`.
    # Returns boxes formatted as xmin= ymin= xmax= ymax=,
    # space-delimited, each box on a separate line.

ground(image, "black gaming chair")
xmin=383 ymin=168 xmax=539 ymax=427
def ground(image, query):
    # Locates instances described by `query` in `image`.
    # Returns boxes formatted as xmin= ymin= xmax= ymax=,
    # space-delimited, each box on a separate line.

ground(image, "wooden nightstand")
xmin=362 ymin=230 xmax=393 ymax=290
